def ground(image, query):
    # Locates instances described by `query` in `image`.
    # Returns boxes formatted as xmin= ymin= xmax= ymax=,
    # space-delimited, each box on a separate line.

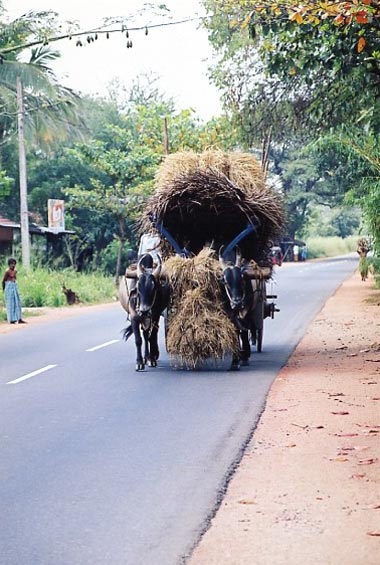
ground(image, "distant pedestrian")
xmin=2 ymin=258 xmax=26 ymax=324
xmin=293 ymin=244 xmax=299 ymax=262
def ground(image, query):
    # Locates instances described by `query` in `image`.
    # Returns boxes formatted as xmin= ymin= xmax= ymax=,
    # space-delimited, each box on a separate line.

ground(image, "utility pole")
xmin=16 ymin=77 xmax=30 ymax=271
xmin=163 ymin=117 xmax=169 ymax=155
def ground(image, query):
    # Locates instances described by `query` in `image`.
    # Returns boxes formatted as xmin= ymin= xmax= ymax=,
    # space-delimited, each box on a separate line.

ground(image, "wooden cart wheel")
xmin=163 ymin=308 xmax=169 ymax=352
xmin=256 ymin=327 xmax=263 ymax=353
xmin=250 ymin=280 xmax=265 ymax=352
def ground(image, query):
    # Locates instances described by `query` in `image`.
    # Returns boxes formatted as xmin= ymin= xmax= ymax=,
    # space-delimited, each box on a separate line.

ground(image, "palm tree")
xmin=0 ymin=10 xmax=87 ymax=267
xmin=0 ymin=10 xmax=86 ymax=156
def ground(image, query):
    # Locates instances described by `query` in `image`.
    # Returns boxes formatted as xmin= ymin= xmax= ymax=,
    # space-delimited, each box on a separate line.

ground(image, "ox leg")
xmin=240 ymin=330 xmax=251 ymax=366
xmin=230 ymin=330 xmax=241 ymax=370
xmin=132 ymin=320 xmax=145 ymax=371
xmin=147 ymin=321 xmax=160 ymax=367
xmin=142 ymin=329 xmax=150 ymax=365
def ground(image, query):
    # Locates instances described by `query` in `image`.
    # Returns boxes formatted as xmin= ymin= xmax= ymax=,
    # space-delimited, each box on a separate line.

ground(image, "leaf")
xmin=355 ymin=13 xmax=369 ymax=25
xmin=367 ymin=531 xmax=380 ymax=537
xmin=329 ymin=456 xmax=349 ymax=462
xmin=289 ymin=11 xmax=304 ymax=25
xmin=351 ymin=473 xmax=366 ymax=479
xmin=238 ymin=499 xmax=257 ymax=505
xmin=333 ymin=433 xmax=359 ymax=437
xmin=331 ymin=411 xmax=349 ymax=415
xmin=358 ymin=37 xmax=366 ymax=53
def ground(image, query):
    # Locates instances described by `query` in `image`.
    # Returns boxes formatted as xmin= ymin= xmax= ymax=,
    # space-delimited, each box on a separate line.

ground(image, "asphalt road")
xmin=0 ymin=256 xmax=357 ymax=565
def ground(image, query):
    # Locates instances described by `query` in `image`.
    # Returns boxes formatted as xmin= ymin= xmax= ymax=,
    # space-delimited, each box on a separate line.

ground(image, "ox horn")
xmin=234 ymin=246 xmax=242 ymax=267
xmin=219 ymin=245 xmax=242 ymax=268
xmin=219 ymin=245 xmax=229 ymax=270
xmin=137 ymin=255 xmax=145 ymax=277
xmin=153 ymin=254 xmax=162 ymax=279
xmin=137 ymin=253 xmax=154 ymax=277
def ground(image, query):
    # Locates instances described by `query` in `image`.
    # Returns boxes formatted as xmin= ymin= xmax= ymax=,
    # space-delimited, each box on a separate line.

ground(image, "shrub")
xmin=306 ymin=236 xmax=358 ymax=259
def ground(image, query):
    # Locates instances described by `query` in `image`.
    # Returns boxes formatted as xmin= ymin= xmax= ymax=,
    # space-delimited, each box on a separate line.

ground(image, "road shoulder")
xmin=190 ymin=271 xmax=380 ymax=565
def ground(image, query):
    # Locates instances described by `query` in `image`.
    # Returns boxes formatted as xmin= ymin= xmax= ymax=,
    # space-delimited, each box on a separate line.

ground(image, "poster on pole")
xmin=48 ymin=199 xmax=65 ymax=231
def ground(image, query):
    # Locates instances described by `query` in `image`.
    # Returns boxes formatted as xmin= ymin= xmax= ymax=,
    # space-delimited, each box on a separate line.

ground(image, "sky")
xmin=4 ymin=0 xmax=223 ymax=120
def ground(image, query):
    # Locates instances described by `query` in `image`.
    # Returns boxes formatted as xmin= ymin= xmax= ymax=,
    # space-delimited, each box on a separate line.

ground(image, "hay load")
xmin=141 ymin=150 xmax=285 ymax=262
xmin=163 ymin=248 xmax=239 ymax=368
xmin=138 ymin=150 xmax=285 ymax=368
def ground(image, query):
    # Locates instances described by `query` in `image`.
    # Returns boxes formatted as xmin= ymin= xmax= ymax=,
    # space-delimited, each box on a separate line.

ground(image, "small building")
xmin=0 ymin=215 xmax=74 ymax=260
xmin=0 ymin=216 xmax=20 ymax=256
xmin=280 ymin=238 xmax=307 ymax=262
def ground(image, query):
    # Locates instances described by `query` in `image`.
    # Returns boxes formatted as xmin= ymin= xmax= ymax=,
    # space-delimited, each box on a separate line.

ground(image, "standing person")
xmin=2 ymin=258 xmax=26 ymax=324
xmin=293 ymin=243 xmax=299 ymax=262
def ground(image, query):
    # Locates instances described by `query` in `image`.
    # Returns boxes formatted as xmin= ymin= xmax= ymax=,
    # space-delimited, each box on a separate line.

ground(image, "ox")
xmin=219 ymin=246 xmax=258 ymax=369
xmin=119 ymin=253 xmax=169 ymax=371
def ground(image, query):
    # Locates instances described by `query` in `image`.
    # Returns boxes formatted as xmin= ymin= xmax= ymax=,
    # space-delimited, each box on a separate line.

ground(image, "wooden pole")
xmin=16 ymin=77 xmax=30 ymax=271
xmin=163 ymin=117 xmax=169 ymax=155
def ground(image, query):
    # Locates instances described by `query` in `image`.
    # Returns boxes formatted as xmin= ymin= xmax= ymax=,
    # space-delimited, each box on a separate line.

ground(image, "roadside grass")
xmin=0 ymin=265 xmax=117 ymax=321
xmin=369 ymin=257 xmax=380 ymax=289
xmin=307 ymin=235 xmax=358 ymax=259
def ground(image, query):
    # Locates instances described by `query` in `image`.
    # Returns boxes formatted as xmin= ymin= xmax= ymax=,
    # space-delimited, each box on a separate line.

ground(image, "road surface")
xmin=0 ymin=256 xmax=356 ymax=565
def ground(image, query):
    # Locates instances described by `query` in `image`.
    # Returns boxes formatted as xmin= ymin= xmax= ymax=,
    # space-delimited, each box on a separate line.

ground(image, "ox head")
xmin=130 ymin=254 xmax=162 ymax=320
xmin=219 ymin=246 xmax=246 ymax=312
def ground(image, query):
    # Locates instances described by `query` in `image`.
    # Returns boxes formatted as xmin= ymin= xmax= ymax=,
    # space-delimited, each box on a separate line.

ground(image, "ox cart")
xmin=120 ymin=150 xmax=285 ymax=371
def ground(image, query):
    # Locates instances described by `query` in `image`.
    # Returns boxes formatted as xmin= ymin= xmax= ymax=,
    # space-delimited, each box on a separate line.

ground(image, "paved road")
xmin=0 ymin=256 xmax=357 ymax=565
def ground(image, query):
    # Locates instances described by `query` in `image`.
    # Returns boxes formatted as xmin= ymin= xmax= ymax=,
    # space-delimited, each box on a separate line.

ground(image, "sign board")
xmin=48 ymin=199 xmax=65 ymax=231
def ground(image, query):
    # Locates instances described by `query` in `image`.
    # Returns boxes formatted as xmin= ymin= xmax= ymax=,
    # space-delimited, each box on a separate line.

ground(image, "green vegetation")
xmin=1 ymin=3 xmax=379 ymax=290
xmin=0 ymin=263 xmax=116 ymax=321
xmin=306 ymin=236 xmax=358 ymax=260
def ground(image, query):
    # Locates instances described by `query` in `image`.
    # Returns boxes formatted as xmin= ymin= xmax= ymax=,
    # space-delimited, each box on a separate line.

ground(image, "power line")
xmin=0 ymin=16 xmax=207 ymax=57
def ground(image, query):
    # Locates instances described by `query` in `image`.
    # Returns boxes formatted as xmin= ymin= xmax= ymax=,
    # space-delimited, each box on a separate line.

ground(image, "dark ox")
xmin=120 ymin=253 xmax=169 ymax=371
xmin=219 ymin=246 xmax=259 ymax=369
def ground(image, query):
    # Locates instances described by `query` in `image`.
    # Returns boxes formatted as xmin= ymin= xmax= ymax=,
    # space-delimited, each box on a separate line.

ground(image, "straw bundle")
xmin=166 ymin=286 xmax=238 ymax=369
xmin=163 ymin=248 xmax=239 ymax=368
xmin=163 ymin=247 xmax=223 ymax=316
xmin=141 ymin=168 xmax=285 ymax=262
xmin=154 ymin=149 xmax=267 ymax=196
xmin=228 ymin=152 xmax=267 ymax=195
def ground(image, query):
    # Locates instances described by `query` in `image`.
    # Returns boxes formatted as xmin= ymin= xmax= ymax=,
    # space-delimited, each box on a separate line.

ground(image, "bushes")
xmin=369 ymin=257 xmax=380 ymax=289
xmin=306 ymin=236 xmax=358 ymax=259
xmin=0 ymin=263 xmax=117 ymax=313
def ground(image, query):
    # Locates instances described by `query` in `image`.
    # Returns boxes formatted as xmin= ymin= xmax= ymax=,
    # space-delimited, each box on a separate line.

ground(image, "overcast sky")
xmin=4 ymin=0 xmax=222 ymax=120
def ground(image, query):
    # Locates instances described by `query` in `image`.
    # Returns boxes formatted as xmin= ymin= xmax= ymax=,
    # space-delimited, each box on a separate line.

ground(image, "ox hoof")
xmin=148 ymin=360 xmax=158 ymax=368
xmin=136 ymin=363 xmax=145 ymax=371
xmin=241 ymin=359 xmax=250 ymax=367
xmin=229 ymin=363 xmax=241 ymax=371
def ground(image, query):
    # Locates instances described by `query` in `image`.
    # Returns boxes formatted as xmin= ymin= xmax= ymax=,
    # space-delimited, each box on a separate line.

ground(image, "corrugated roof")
xmin=0 ymin=216 xmax=20 ymax=229
xmin=0 ymin=217 xmax=74 ymax=235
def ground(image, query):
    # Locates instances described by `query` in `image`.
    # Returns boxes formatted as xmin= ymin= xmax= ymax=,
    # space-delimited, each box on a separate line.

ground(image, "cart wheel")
xmin=256 ymin=328 xmax=263 ymax=353
xmin=163 ymin=308 xmax=169 ymax=352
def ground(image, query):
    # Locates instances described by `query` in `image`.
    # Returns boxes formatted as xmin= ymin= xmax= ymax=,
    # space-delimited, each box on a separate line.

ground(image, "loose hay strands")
xmin=155 ymin=149 xmax=268 ymax=196
xmin=163 ymin=249 xmax=238 ymax=368
xmin=228 ymin=152 xmax=267 ymax=195
xmin=141 ymin=169 xmax=285 ymax=260
xmin=163 ymin=248 xmax=222 ymax=309
xmin=166 ymin=286 xmax=238 ymax=369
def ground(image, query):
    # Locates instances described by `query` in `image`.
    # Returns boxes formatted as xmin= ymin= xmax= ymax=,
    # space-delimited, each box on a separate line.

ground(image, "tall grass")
xmin=0 ymin=263 xmax=117 ymax=320
xmin=306 ymin=236 xmax=358 ymax=259
xmin=369 ymin=257 xmax=380 ymax=289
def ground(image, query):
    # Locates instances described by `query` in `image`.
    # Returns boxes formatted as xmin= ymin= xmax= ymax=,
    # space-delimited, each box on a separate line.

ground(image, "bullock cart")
xmin=122 ymin=150 xmax=285 ymax=370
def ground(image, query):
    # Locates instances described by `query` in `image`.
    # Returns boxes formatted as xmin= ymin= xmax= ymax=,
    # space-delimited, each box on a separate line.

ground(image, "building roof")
xmin=0 ymin=216 xmax=74 ymax=235
xmin=0 ymin=216 xmax=20 ymax=229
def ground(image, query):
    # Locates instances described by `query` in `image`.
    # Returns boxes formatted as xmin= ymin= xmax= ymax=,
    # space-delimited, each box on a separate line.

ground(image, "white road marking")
xmin=86 ymin=339 xmax=120 ymax=352
xmin=7 ymin=364 xmax=58 ymax=385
